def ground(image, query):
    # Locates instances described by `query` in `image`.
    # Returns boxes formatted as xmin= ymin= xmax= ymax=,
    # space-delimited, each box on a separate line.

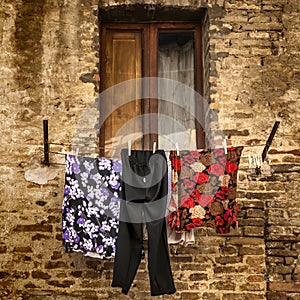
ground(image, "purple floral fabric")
xmin=62 ymin=154 xmax=122 ymax=259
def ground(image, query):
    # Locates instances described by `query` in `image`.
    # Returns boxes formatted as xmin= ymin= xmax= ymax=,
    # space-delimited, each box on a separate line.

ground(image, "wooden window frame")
xmin=100 ymin=22 xmax=205 ymax=152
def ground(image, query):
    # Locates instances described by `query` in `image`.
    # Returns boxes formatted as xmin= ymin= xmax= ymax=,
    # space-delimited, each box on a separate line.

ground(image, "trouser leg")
xmin=111 ymin=215 xmax=143 ymax=294
xmin=146 ymin=217 xmax=176 ymax=296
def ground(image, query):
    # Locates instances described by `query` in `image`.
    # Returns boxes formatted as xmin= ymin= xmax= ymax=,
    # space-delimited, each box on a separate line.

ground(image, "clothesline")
xmin=37 ymin=145 xmax=270 ymax=172
xmin=45 ymin=141 xmax=268 ymax=150
xmin=42 ymin=120 xmax=280 ymax=166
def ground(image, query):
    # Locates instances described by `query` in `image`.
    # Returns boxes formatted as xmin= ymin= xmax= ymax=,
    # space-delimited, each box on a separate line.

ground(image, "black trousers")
xmin=111 ymin=149 xmax=176 ymax=296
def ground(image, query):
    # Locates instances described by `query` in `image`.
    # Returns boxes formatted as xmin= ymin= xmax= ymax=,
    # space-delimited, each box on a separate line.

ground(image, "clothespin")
xmin=248 ymin=154 xmax=252 ymax=168
xmin=222 ymin=139 xmax=227 ymax=154
xmin=175 ymin=142 xmax=179 ymax=156
xmin=153 ymin=141 xmax=156 ymax=154
xmin=128 ymin=140 xmax=131 ymax=156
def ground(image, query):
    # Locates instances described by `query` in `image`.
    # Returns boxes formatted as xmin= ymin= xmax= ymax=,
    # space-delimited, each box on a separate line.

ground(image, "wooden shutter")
xmin=100 ymin=30 xmax=142 ymax=155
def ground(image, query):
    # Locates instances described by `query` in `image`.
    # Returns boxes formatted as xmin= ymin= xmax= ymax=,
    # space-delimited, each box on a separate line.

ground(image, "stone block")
xmin=239 ymin=246 xmax=265 ymax=255
xmin=246 ymin=256 xmax=266 ymax=266
xmin=266 ymin=249 xmax=299 ymax=258
xmin=223 ymin=293 xmax=265 ymax=300
xmin=47 ymin=280 xmax=75 ymax=288
xmin=215 ymin=256 xmax=243 ymax=265
xmin=0 ymin=245 xmax=7 ymax=254
xmin=13 ymin=246 xmax=33 ymax=253
xmin=45 ymin=261 xmax=68 ymax=269
xmin=181 ymin=263 xmax=211 ymax=271
xmin=13 ymin=224 xmax=53 ymax=232
xmin=31 ymin=271 xmax=51 ymax=280
xmin=247 ymin=275 xmax=265 ymax=282
xmin=202 ymin=292 xmax=220 ymax=300
xmin=246 ymin=209 xmax=265 ymax=218
xmin=244 ymin=226 xmax=265 ymax=237
xmin=214 ymin=266 xmax=235 ymax=274
xmin=240 ymin=283 xmax=265 ymax=291
xmin=210 ymin=281 xmax=235 ymax=290
xmin=268 ymin=282 xmax=300 ymax=292
xmin=189 ymin=273 xmax=208 ymax=281
xmin=241 ymin=200 xmax=265 ymax=209
xmin=180 ymin=292 xmax=201 ymax=300
xmin=226 ymin=237 xmax=264 ymax=245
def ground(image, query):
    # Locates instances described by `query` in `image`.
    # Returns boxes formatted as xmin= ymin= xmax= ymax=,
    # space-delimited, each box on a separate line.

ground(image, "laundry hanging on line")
xmin=61 ymin=146 xmax=244 ymax=261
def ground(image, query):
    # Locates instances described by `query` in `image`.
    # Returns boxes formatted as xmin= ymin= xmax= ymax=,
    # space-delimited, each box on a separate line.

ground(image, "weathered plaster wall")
xmin=0 ymin=0 xmax=299 ymax=299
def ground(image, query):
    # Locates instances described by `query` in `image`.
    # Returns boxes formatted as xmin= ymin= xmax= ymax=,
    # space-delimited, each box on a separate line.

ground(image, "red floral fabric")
xmin=167 ymin=146 xmax=244 ymax=234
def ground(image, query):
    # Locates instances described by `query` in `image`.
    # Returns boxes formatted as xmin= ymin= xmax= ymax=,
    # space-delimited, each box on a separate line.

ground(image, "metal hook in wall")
xmin=43 ymin=119 xmax=50 ymax=166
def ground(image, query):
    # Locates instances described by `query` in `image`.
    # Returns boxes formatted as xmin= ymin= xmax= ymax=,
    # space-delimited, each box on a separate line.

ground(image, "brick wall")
xmin=0 ymin=0 xmax=299 ymax=299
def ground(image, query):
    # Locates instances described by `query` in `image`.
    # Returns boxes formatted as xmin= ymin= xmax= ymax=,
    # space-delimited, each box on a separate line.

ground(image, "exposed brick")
xmin=0 ymin=272 xmax=10 ymax=279
xmin=240 ymin=200 xmax=265 ymax=209
xmin=239 ymin=246 xmax=265 ymax=255
xmin=202 ymin=292 xmax=220 ymax=300
xmin=215 ymin=256 xmax=243 ymax=264
xmin=284 ymin=257 xmax=295 ymax=265
xmin=24 ymin=283 xmax=38 ymax=289
xmin=266 ymin=235 xmax=300 ymax=242
xmin=267 ymin=292 xmax=288 ymax=300
xmin=223 ymin=293 xmax=265 ymax=300
xmin=246 ymin=256 xmax=265 ymax=266
xmin=45 ymin=261 xmax=68 ymax=269
xmin=226 ymin=237 xmax=264 ymax=245
xmin=51 ymin=251 xmax=62 ymax=260
xmin=239 ymin=219 xmax=265 ymax=226
xmin=189 ymin=273 xmax=208 ymax=281
xmin=31 ymin=271 xmax=51 ymax=280
xmin=220 ymin=246 xmax=238 ymax=255
xmin=223 ymin=129 xmax=249 ymax=136
xmin=70 ymin=271 xmax=83 ymax=278
xmin=172 ymin=256 xmax=193 ymax=263
xmin=246 ymin=192 xmax=280 ymax=200
xmin=180 ymin=292 xmax=201 ymax=300
xmin=32 ymin=233 xmax=50 ymax=241
xmin=267 ymin=249 xmax=299 ymax=258
xmin=69 ymin=290 xmax=99 ymax=300
xmin=14 ymin=224 xmax=52 ymax=232
xmin=273 ymin=266 xmax=295 ymax=275
xmin=268 ymin=282 xmax=300 ymax=292
xmin=247 ymin=275 xmax=265 ymax=282
xmin=86 ymin=259 xmax=101 ymax=270
xmin=11 ymin=271 xmax=30 ymax=279
xmin=47 ymin=280 xmax=75 ymax=288
xmin=266 ymin=256 xmax=284 ymax=264
xmin=210 ymin=281 xmax=235 ymax=291
xmin=181 ymin=263 xmax=211 ymax=271
xmin=246 ymin=209 xmax=265 ymax=218
xmin=240 ymin=283 xmax=264 ymax=291
xmin=244 ymin=226 xmax=265 ymax=237
xmin=20 ymin=290 xmax=53 ymax=299
xmin=266 ymin=241 xmax=285 ymax=249
xmin=214 ymin=266 xmax=235 ymax=274
xmin=0 ymin=245 xmax=7 ymax=253
xmin=13 ymin=246 xmax=33 ymax=253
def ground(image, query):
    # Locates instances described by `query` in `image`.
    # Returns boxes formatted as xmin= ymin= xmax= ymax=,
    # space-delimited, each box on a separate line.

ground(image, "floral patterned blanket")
xmin=167 ymin=147 xmax=243 ymax=234
xmin=62 ymin=154 xmax=122 ymax=259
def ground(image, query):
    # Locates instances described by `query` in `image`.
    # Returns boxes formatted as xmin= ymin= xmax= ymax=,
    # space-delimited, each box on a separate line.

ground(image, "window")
xmin=99 ymin=12 xmax=206 ymax=155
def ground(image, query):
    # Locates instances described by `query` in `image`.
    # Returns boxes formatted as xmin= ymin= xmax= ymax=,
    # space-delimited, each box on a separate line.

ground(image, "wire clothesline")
xmin=41 ymin=120 xmax=280 ymax=167
xmin=47 ymin=141 xmax=268 ymax=149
